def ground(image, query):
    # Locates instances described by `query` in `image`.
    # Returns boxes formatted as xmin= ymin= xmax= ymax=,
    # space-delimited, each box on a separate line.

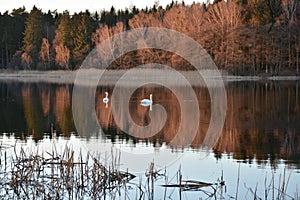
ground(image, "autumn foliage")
xmin=1 ymin=0 xmax=300 ymax=75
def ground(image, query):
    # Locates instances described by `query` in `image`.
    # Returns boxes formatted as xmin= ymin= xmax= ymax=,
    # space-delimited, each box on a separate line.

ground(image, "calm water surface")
xmin=0 ymin=80 xmax=300 ymax=199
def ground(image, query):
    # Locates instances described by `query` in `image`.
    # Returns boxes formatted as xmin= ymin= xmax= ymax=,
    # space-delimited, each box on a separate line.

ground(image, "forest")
xmin=0 ymin=0 xmax=300 ymax=75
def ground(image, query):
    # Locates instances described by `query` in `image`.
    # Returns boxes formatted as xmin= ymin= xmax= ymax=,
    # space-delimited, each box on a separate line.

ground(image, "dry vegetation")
xmin=0 ymin=142 xmax=298 ymax=199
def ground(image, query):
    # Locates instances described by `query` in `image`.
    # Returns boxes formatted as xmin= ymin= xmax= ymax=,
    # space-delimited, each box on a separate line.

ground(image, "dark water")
xmin=1 ymin=81 xmax=299 ymax=165
xmin=1 ymin=80 xmax=300 ymax=198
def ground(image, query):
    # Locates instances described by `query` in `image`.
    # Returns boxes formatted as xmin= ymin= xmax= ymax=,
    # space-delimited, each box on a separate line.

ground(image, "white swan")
xmin=141 ymin=94 xmax=152 ymax=107
xmin=103 ymin=92 xmax=109 ymax=108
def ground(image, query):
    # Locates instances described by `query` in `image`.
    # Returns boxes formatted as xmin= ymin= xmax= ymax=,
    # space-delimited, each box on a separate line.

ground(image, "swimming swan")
xmin=141 ymin=94 xmax=152 ymax=106
xmin=103 ymin=92 xmax=109 ymax=107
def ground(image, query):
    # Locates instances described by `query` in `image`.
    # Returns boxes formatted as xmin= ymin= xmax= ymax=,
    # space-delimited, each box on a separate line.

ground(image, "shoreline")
xmin=0 ymin=69 xmax=299 ymax=85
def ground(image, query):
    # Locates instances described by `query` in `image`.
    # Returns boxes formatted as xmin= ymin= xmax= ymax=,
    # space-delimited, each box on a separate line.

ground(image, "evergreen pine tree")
xmin=22 ymin=6 xmax=44 ymax=68
xmin=73 ymin=11 xmax=93 ymax=51
xmin=56 ymin=11 xmax=72 ymax=49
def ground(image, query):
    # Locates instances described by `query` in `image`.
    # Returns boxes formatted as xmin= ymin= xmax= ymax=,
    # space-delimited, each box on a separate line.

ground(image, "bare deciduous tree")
xmin=91 ymin=22 xmax=127 ymax=68
xmin=128 ymin=12 xmax=162 ymax=29
xmin=21 ymin=52 xmax=33 ymax=69
xmin=40 ymin=38 xmax=51 ymax=69
xmin=55 ymin=43 xmax=70 ymax=69
xmin=282 ymin=0 xmax=299 ymax=68
xmin=205 ymin=1 xmax=244 ymax=68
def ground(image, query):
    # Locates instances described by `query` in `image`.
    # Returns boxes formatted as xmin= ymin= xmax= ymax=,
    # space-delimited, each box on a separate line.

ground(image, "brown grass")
xmin=0 ymin=142 xmax=299 ymax=199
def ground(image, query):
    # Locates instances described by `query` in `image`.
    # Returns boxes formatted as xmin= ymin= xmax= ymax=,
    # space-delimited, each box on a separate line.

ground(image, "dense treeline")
xmin=1 ymin=0 xmax=300 ymax=75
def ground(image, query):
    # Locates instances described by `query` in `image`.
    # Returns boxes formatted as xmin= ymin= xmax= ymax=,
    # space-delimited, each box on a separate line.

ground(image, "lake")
xmin=0 ymin=79 xmax=300 ymax=199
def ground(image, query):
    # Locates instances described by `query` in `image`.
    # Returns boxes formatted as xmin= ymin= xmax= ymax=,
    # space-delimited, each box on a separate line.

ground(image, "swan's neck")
xmin=150 ymin=94 xmax=152 ymax=101
xmin=105 ymin=93 xmax=108 ymax=98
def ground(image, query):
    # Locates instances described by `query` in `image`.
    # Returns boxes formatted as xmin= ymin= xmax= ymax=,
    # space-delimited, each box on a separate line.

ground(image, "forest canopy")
xmin=0 ymin=0 xmax=300 ymax=75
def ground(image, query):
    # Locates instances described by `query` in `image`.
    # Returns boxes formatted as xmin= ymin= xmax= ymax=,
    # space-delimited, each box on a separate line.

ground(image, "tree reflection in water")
xmin=0 ymin=81 xmax=299 ymax=168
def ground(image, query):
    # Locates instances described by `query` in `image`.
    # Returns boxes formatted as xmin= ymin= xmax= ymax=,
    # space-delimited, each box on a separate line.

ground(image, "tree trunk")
xmin=1 ymin=49 xmax=4 ymax=68
xmin=296 ymin=52 xmax=299 ymax=75
xmin=288 ymin=27 xmax=291 ymax=69
xmin=5 ymin=43 xmax=9 ymax=68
